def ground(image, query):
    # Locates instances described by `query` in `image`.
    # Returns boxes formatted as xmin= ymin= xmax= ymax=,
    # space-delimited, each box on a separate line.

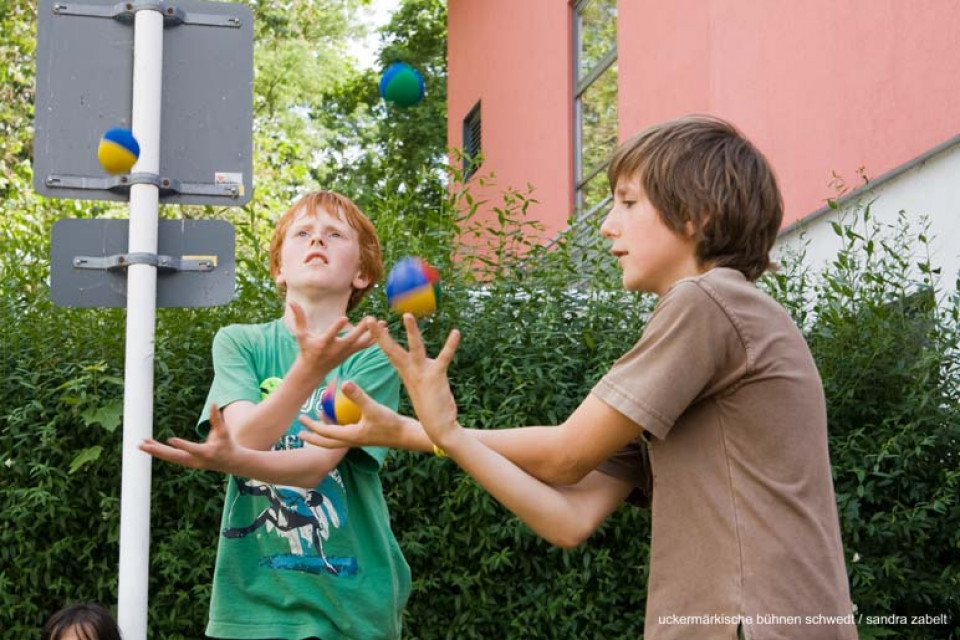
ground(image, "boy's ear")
xmin=685 ymin=214 xmax=708 ymax=238
xmin=352 ymin=271 xmax=370 ymax=290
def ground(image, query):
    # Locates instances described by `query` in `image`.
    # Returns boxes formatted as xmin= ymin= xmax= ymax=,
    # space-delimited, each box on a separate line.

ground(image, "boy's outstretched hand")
xmin=299 ymin=380 xmax=425 ymax=451
xmin=139 ymin=403 xmax=239 ymax=474
xmin=373 ymin=314 xmax=463 ymax=449
xmin=288 ymin=301 xmax=375 ymax=377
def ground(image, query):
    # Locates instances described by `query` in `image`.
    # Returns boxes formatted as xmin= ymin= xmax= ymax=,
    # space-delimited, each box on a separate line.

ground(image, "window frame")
xmin=572 ymin=0 xmax=618 ymax=221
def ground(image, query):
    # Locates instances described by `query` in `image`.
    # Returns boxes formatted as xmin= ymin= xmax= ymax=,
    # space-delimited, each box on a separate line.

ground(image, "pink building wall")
xmin=618 ymin=0 xmax=960 ymax=226
xmin=448 ymin=1 xmax=960 ymax=231
xmin=447 ymin=0 xmax=572 ymax=239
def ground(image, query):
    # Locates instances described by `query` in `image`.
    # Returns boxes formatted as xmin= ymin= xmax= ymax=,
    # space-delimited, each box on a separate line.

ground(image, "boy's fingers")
xmin=345 ymin=319 xmax=375 ymax=351
xmin=371 ymin=320 xmax=408 ymax=366
xmin=403 ymin=314 xmax=426 ymax=361
xmin=436 ymin=329 xmax=461 ymax=368
xmin=288 ymin=301 xmax=307 ymax=334
xmin=209 ymin=403 xmax=225 ymax=429
xmin=343 ymin=317 xmax=368 ymax=341
xmin=138 ymin=440 xmax=162 ymax=455
xmin=165 ymin=437 xmax=207 ymax=457
xmin=299 ymin=416 xmax=358 ymax=447
xmin=321 ymin=316 xmax=350 ymax=342
xmin=300 ymin=429 xmax=354 ymax=450
xmin=340 ymin=380 xmax=373 ymax=408
xmin=139 ymin=441 xmax=194 ymax=467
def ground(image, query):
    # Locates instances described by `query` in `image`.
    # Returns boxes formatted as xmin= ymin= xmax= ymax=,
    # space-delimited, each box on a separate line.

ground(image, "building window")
xmin=462 ymin=101 xmax=482 ymax=180
xmin=573 ymin=0 xmax=617 ymax=222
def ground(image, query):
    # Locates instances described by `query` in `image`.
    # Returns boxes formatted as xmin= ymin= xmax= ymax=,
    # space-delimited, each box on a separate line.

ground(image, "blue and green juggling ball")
xmin=320 ymin=380 xmax=362 ymax=425
xmin=98 ymin=128 xmax=140 ymax=174
xmin=386 ymin=257 xmax=441 ymax=317
xmin=379 ymin=62 xmax=425 ymax=107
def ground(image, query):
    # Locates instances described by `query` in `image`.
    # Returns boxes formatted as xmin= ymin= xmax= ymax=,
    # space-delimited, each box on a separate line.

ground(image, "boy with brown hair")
xmin=141 ymin=191 xmax=411 ymax=639
xmin=302 ymin=117 xmax=859 ymax=639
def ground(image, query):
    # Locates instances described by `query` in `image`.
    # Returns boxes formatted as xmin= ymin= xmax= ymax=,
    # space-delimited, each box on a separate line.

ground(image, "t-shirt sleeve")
xmin=596 ymin=438 xmax=653 ymax=508
xmin=338 ymin=345 xmax=401 ymax=473
xmin=197 ymin=326 xmax=262 ymax=436
xmin=591 ymin=281 xmax=745 ymax=440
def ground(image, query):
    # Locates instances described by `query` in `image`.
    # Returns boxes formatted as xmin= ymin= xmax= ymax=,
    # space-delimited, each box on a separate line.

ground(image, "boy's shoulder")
xmin=212 ymin=318 xmax=289 ymax=353
xmin=216 ymin=318 xmax=284 ymax=340
xmin=666 ymin=268 xmax=781 ymax=317
xmin=218 ymin=317 xmax=283 ymax=334
xmin=669 ymin=266 xmax=750 ymax=296
xmin=659 ymin=268 xmax=799 ymax=353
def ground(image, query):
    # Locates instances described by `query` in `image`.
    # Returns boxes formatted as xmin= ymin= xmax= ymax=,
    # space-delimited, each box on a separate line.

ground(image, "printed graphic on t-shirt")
xmin=221 ymin=379 xmax=357 ymax=576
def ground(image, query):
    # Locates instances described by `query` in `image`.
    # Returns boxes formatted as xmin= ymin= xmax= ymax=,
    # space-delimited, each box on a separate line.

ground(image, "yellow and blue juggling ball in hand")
xmin=97 ymin=127 xmax=140 ymax=174
xmin=320 ymin=380 xmax=362 ymax=425
xmin=386 ymin=257 xmax=441 ymax=318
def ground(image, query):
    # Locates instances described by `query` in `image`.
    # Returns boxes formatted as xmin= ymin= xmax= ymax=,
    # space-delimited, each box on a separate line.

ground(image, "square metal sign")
xmin=51 ymin=218 xmax=236 ymax=307
xmin=33 ymin=0 xmax=254 ymax=206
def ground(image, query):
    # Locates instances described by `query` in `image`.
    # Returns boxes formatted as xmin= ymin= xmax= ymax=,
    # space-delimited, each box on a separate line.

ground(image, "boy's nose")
xmin=599 ymin=212 xmax=616 ymax=238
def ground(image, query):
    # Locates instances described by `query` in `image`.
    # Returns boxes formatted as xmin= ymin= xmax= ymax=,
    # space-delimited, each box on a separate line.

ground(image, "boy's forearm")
xmin=230 ymin=446 xmax=348 ymax=488
xmin=232 ymin=355 xmax=329 ymax=450
xmin=399 ymin=419 xmax=571 ymax=473
xmin=438 ymin=430 xmax=593 ymax=548
xmin=396 ymin=415 xmax=435 ymax=452
xmin=468 ymin=426 xmax=577 ymax=485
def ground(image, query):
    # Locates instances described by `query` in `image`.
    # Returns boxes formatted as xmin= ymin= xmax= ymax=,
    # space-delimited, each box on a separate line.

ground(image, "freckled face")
xmin=275 ymin=207 xmax=369 ymax=296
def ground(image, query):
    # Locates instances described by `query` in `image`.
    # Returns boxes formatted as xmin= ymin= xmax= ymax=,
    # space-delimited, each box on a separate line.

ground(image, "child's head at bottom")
xmin=607 ymin=114 xmax=784 ymax=282
xmin=42 ymin=603 xmax=122 ymax=640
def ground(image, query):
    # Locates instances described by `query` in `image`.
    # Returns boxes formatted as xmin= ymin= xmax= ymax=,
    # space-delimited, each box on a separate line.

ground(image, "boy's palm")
xmin=299 ymin=381 xmax=407 ymax=449
xmin=139 ymin=403 xmax=238 ymax=474
xmin=373 ymin=315 xmax=462 ymax=446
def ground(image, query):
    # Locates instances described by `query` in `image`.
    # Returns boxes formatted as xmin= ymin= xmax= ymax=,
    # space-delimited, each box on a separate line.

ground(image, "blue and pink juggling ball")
xmin=320 ymin=380 xmax=362 ymax=425
xmin=379 ymin=62 xmax=425 ymax=107
xmin=97 ymin=128 xmax=140 ymax=174
xmin=386 ymin=257 xmax=441 ymax=318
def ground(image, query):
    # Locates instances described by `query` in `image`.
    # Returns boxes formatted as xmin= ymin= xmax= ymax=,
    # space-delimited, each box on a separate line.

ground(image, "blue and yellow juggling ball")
xmin=379 ymin=62 xmax=425 ymax=107
xmin=320 ymin=380 xmax=362 ymax=425
xmin=97 ymin=127 xmax=140 ymax=174
xmin=386 ymin=257 xmax=441 ymax=317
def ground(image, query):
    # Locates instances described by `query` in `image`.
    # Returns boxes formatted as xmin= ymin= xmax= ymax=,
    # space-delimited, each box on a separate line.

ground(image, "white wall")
xmin=775 ymin=137 xmax=960 ymax=296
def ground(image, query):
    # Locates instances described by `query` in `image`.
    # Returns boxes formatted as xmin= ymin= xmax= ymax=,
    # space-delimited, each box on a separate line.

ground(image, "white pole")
xmin=117 ymin=8 xmax=163 ymax=640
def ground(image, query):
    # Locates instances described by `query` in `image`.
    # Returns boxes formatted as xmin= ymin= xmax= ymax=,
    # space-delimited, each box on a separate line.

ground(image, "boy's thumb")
xmin=341 ymin=380 xmax=369 ymax=406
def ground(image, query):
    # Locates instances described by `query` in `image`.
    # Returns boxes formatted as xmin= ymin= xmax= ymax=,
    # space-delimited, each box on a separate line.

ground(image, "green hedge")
xmin=2 ymin=186 xmax=958 ymax=639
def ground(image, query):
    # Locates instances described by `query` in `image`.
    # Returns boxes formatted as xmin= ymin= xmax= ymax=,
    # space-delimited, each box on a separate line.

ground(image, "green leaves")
xmin=68 ymin=445 xmax=103 ymax=474
xmin=81 ymin=401 xmax=123 ymax=434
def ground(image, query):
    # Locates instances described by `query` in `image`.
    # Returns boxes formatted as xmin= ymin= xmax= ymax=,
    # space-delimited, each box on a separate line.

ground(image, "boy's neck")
xmin=282 ymin=291 xmax=352 ymax=333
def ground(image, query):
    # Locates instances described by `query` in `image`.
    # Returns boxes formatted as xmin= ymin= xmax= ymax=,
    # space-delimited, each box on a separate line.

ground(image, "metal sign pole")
xmin=117 ymin=7 xmax=163 ymax=639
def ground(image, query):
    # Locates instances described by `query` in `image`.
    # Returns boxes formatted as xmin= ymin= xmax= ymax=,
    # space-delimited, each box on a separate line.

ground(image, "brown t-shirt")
xmin=593 ymin=268 xmax=857 ymax=640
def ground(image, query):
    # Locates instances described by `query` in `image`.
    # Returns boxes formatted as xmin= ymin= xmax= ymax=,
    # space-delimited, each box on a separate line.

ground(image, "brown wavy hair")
xmin=607 ymin=115 xmax=783 ymax=281
xmin=269 ymin=191 xmax=383 ymax=311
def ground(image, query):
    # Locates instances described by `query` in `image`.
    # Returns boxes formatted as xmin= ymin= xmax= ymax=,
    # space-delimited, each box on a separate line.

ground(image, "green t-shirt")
xmin=199 ymin=318 xmax=411 ymax=640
